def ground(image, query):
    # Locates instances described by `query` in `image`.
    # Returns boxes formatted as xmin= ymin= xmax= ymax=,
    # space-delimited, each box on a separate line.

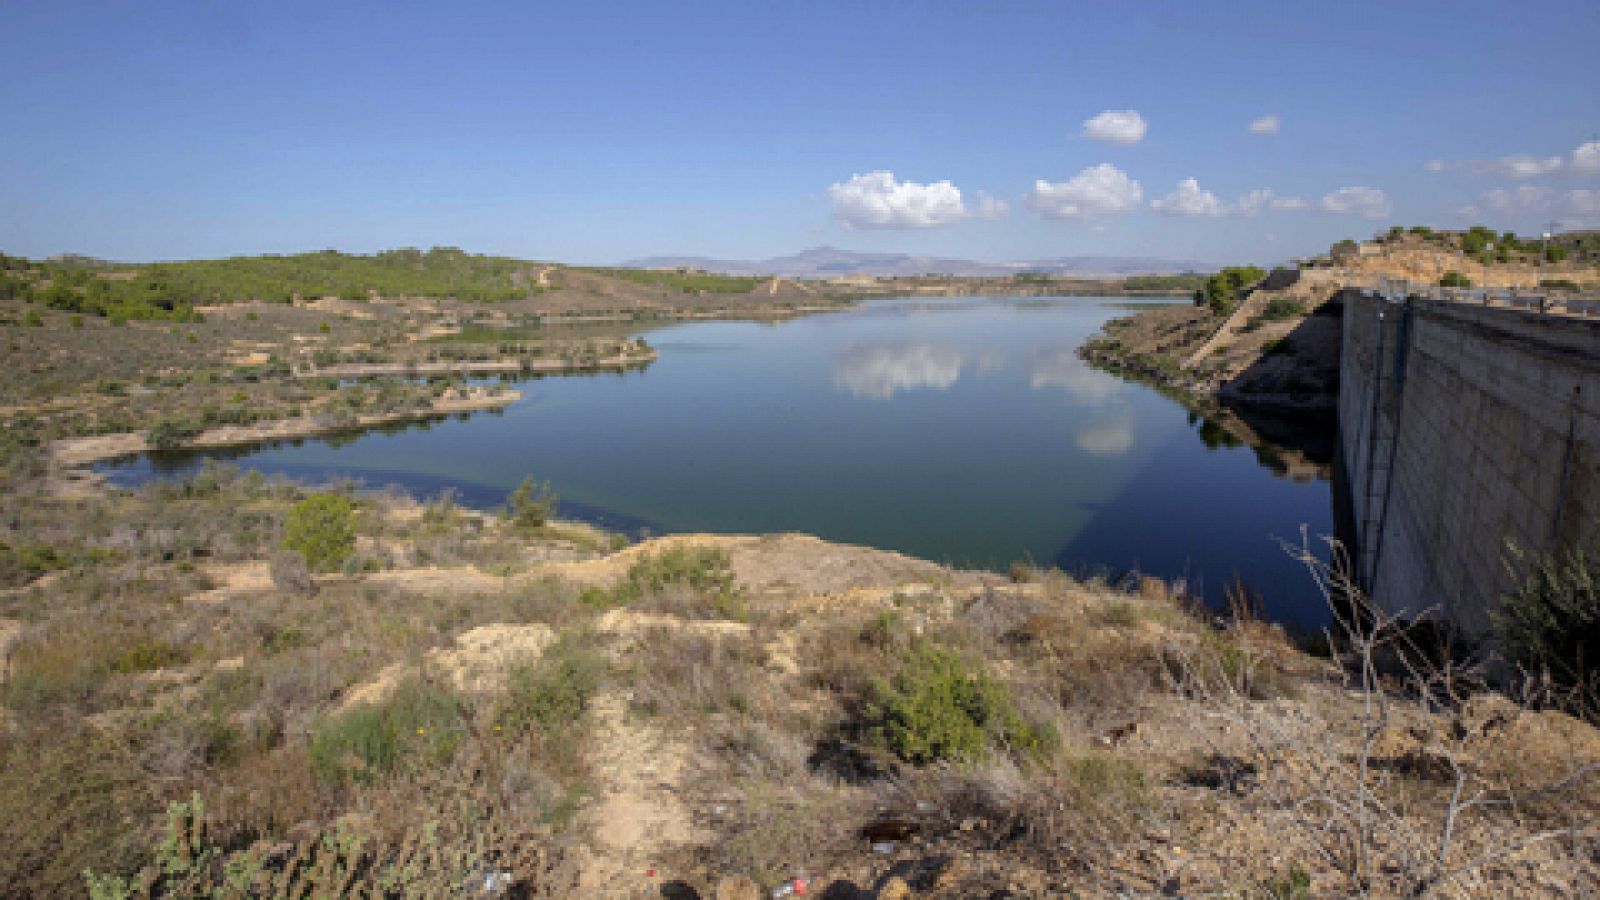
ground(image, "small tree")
xmin=1439 ymin=271 xmax=1472 ymax=288
xmin=504 ymin=476 xmax=557 ymax=530
xmin=146 ymin=418 xmax=198 ymax=452
xmin=283 ymin=494 xmax=356 ymax=573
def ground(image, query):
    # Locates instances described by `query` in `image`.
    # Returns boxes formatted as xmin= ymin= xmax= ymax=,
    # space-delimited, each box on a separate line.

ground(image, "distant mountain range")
xmin=621 ymin=246 xmax=1212 ymax=279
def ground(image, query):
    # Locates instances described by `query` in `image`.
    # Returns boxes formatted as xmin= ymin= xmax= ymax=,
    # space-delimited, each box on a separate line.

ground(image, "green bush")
xmin=1258 ymin=297 xmax=1307 ymax=321
xmin=583 ymin=545 xmax=743 ymax=616
xmin=496 ymin=636 xmax=605 ymax=739
xmin=874 ymin=643 xmax=1053 ymax=764
xmin=1497 ymin=542 xmax=1600 ymax=708
xmin=145 ymin=418 xmax=200 ymax=452
xmin=504 ymin=475 xmax=558 ymax=530
xmin=282 ymin=494 xmax=356 ymax=573
xmin=308 ymin=680 xmax=465 ymax=784
xmin=1439 ymin=271 xmax=1472 ymax=288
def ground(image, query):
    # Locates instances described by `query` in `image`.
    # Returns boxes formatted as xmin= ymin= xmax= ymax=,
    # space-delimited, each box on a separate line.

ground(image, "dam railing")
xmin=1348 ymin=275 xmax=1600 ymax=317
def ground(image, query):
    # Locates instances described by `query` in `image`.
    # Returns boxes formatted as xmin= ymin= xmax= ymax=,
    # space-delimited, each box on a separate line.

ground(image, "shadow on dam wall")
xmin=1339 ymin=289 xmax=1600 ymax=637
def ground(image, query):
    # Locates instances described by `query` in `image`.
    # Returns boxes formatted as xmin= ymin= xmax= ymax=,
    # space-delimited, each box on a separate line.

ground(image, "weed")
xmin=308 ymin=679 xmax=466 ymax=784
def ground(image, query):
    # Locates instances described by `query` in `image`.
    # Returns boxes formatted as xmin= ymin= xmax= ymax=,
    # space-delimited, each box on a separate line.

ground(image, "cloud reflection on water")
xmin=833 ymin=342 xmax=968 ymax=399
xmin=1026 ymin=347 xmax=1121 ymax=404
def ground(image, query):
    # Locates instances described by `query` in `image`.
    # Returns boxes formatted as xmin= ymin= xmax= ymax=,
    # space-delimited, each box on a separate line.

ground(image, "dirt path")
xmin=577 ymin=690 xmax=702 ymax=895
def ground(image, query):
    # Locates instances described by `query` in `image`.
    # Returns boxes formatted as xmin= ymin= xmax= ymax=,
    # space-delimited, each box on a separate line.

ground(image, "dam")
xmin=1339 ymin=285 xmax=1600 ymax=635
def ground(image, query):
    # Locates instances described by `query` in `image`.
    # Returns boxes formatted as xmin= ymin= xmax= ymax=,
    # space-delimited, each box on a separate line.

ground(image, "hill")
xmin=625 ymin=245 xmax=1211 ymax=279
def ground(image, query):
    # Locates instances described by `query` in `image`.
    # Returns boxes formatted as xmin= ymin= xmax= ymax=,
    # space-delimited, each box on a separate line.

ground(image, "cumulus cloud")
xmin=1491 ymin=156 xmax=1565 ymax=179
xmin=832 ymin=342 xmax=966 ymax=399
xmin=1429 ymin=141 xmax=1600 ymax=179
xmin=1247 ymin=114 xmax=1280 ymax=136
xmin=1151 ymin=178 xmax=1228 ymax=217
xmin=1481 ymin=186 xmax=1555 ymax=216
xmin=1573 ymin=141 xmax=1600 ymax=177
xmin=1027 ymin=348 xmax=1121 ymax=403
xmin=1025 ymin=164 xmax=1142 ymax=220
xmin=827 ymin=171 xmax=1001 ymax=229
xmin=969 ymin=191 xmax=1010 ymax=220
xmin=1320 ymin=186 xmax=1392 ymax=219
xmin=1082 ymin=109 xmax=1147 ymax=144
xmin=1476 ymin=186 xmax=1600 ymax=226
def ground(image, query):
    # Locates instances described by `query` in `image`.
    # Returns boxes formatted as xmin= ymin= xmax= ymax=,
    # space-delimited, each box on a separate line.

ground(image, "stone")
xmin=876 ymin=876 xmax=911 ymax=900
xmin=715 ymin=874 xmax=761 ymax=900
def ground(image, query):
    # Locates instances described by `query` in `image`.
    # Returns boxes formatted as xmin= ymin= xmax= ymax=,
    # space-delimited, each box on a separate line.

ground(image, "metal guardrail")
xmin=1350 ymin=275 xmax=1600 ymax=318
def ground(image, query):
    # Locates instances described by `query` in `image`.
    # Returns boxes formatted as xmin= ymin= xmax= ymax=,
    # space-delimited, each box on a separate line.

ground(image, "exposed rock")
xmin=714 ymin=874 xmax=761 ymax=900
xmin=876 ymin=876 xmax=910 ymax=900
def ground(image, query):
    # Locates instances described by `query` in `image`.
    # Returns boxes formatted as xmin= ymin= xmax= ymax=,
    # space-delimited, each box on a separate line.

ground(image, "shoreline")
xmin=300 ymin=349 xmax=658 ymax=378
xmin=47 ymin=387 xmax=522 ymax=472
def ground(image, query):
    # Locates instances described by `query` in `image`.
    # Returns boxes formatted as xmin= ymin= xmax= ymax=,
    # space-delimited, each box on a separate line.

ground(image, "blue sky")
xmin=2 ymin=0 xmax=1597 ymax=266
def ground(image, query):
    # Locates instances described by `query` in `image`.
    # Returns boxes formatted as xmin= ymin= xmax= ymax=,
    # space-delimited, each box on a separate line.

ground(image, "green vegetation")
xmin=1200 ymin=266 xmax=1266 ymax=315
xmin=496 ymin=635 xmax=606 ymax=742
xmin=146 ymin=417 xmax=202 ymax=452
xmin=1258 ymin=297 xmax=1307 ymax=321
xmin=1498 ymin=542 xmax=1600 ymax=712
xmin=1124 ymin=272 xmax=1208 ymax=293
xmin=308 ymin=679 xmax=467 ymax=784
xmin=580 ymin=545 xmax=743 ymax=616
xmin=872 ymin=642 xmax=1053 ymax=764
xmin=282 ymin=493 xmax=357 ymax=573
xmin=581 ymin=266 xmax=764 ymax=294
xmin=504 ymin=475 xmax=559 ymax=530
xmin=1439 ymin=270 xmax=1472 ymax=288
xmin=0 ymin=247 xmax=544 ymax=323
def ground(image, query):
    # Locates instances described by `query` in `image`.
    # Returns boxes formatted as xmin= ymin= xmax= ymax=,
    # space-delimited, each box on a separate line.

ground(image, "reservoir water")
xmin=102 ymin=296 xmax=1335 ymax=629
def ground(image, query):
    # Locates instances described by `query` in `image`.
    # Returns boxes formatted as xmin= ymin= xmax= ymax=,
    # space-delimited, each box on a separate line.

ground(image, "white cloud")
xmin=826 ymin=171 xmax=997 ymax=229
xmin=1481 ymin=186 xmax=1555 ymax=216
xmin=1082 ymin=109 xmax=1147 ymax=144
xmin=1320 ymin=186 xmax=1392 ymax=219
xmin=1490 ymin=155 xmax=1565 ymax=179
xmin=1572 ymin=141 xmax=1600 ymax=177
xmin=969 ymin=191 xmax=1010 ymax=220
xmin=1430 ymin=141 xmax=1600 ymax=179
xmin=1247 ymin=114 xmax=1280 ymax=136
xmin=1236 ymin=189 xmax=1306 ymax=216
xmin=1477 ymin=186 xmax=1600 ymax=226
xmin=1025 ymin=164 xmax=1143 ymax=220
xmin=1151 ymin=178 xmax=1228 ymax=217
xmin=832 ymin=342 xmax=965 ymax=399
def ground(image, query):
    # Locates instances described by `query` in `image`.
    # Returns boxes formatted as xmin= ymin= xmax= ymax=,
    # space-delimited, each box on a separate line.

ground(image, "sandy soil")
xmin=47 ymin=388 xmax=521 ymax=468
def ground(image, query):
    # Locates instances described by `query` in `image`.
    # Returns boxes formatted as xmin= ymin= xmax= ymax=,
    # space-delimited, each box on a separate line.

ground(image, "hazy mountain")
xmin=622 ymin=246 xmax=1211 ymax=278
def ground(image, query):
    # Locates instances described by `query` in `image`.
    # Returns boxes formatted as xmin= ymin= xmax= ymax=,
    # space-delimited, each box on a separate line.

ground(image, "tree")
xmin=283 ymin=494 xmax=357 ymax=573
xmin=504 ymin=476 xmax=557 ymax=530
xmin=146 ymin=418 xmax=199 ymax=452
xmin=1202 ymin=266 xmax=1266 ymax=316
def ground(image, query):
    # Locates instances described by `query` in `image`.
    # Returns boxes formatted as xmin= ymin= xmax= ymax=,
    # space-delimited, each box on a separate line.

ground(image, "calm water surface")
xmin=103 ymin=296 xmax=1335 ymax=628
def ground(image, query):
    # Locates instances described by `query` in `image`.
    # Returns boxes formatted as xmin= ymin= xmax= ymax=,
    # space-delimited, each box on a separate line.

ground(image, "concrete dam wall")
xmin=1339 ymin=290 xmax=1600 ymax=636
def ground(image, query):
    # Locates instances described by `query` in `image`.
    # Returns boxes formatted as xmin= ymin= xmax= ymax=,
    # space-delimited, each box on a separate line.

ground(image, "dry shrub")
xmin=0 ymin=724 xmax=158 ymax=897
xmin=628 ymin=628 xmax=772 ymax=723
